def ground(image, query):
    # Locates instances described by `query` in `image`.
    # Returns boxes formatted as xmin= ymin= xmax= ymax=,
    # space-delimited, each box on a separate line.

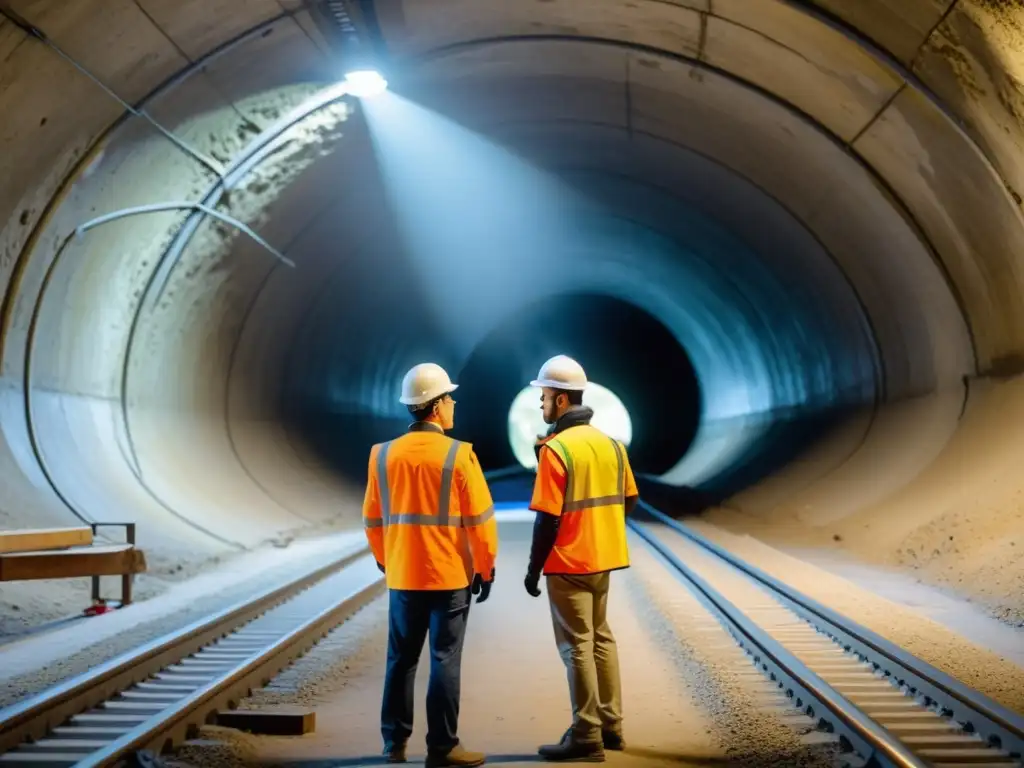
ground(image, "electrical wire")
xmin=0 ymin=4 xmax=229 ymax=183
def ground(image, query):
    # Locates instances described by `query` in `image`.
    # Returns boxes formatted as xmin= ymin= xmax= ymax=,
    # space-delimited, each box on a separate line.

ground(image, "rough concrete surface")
xmin=168 ymin=523 xmax=839 ymax=768
xmin=913 ymin=0 xmax=1024 ymax=209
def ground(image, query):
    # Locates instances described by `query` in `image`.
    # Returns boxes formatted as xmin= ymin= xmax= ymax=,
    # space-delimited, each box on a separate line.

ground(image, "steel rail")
xmin=639 ymin=501 xmax=1024 ymax=762
xmin=459 ymin=467 xmax=1020 ymax=763
xmin=0 ymin=541 xmax=378 ymax=764
xmin=628 ymin=517 xmax=928 ymax=768
xmin=78 ymin=558 xmax=385 ymax=767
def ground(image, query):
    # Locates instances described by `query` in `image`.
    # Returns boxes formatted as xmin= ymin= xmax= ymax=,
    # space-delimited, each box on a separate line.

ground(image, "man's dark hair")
xmin=408 ymin=394 xmax=444 ymax=421
xmin=554 ymin=389 xmax=584 ymax=407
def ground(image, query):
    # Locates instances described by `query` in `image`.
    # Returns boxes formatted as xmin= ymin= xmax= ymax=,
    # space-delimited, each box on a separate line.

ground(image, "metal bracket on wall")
xmin=75 ymin=202 xmax=295 ymax=269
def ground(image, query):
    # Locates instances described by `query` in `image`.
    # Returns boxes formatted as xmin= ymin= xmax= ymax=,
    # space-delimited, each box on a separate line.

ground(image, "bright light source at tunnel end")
xmin=344 ymin=70 xmax=388 ymax=98
xmin=508 ymin=382 xmax=633 ymax=471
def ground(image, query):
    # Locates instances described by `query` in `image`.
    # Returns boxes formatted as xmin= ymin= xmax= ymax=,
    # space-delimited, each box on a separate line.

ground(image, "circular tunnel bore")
xmin=3 ymin=0 xmax=1023 ymax=632
xmin=452 ymin=293 xmax=700 ymax=475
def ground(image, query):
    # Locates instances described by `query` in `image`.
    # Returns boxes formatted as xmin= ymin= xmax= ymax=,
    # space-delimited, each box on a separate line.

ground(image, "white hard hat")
xmin=530 ymin=355 xmax=588 ymax=391
xmin=400 ymin=363 xmax=458 ymax=406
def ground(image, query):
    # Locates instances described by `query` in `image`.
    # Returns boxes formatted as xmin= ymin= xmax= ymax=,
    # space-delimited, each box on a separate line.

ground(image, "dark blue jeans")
xmin=381 ymin=586 xmax=471 ymax=753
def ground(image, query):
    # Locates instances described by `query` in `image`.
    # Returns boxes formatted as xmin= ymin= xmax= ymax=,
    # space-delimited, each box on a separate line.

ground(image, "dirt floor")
xmin=709 ymin=379 xmax=1024 ymax=630
xmin=171 ymin=522 xmax=839 ymax=768
xmin=0 ymin=529 xmax=365 ymax=708
xmin=682 ymin=520 xmax=1024 ymax=715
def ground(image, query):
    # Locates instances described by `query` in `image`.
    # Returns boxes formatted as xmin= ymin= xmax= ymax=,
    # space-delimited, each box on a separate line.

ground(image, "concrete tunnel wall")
xmin=0 ymin=0 xmax=1022 ymax=621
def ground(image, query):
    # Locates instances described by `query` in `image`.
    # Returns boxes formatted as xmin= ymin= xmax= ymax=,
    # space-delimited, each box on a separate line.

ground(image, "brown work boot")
xmin=538 ymin=729 xmax=605 ymax=762
xmin=425 ymin=743 xmax=486 ymax=768
xmin=383 ymin=741 xmax=407 ymax=763
xmin=601 ymin=729 xmax=625 ymax=751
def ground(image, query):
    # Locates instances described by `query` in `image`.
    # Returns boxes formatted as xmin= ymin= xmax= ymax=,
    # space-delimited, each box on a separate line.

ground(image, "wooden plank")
xmin=0 ymin=527 xmax=93 ymax=554
xmin=0 ymin=545 xmax=147 ymax=581
xmin=215 ymin=709 xmax=316 ymax=736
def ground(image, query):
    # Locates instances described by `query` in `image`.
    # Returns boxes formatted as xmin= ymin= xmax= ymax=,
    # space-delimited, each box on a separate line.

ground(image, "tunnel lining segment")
xmin=114 ymin=85 xmax=355 ymax=529
xmin=396 ymin=34 xmax=978 ymax=385
xmin=219 ymin=188 xmax=358 ymax=521
xmin=0 ymin=8 xmax=315 ymax=367
xmin=203 ymin=28 xmax=969 ymax=452
xmin=1 ymin=10 xmax=338 ymax=544
xmin=21 ymin=225 xmax=248 ymax=548
xmin=389 ymin=0 xmax=982 ymax=150
xmin=473 ymin=126 xmax=888 ymax=403
xmin=23 ymin=201 xmax=306 ymax=529
xmin=0 ymin=9 xmax=328 ymax=537
xmin=0 ymin=5 xmax=227 ymax=179
xmin=396 ymin=34 xmax=981 ymax=373
xmin=1 ymin=0 xmax=1010 ymax=546
xmin=247 ymin=145 xmax=883 ymax=415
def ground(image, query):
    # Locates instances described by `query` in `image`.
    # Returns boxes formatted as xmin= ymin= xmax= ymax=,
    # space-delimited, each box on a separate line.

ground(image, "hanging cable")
xmin=75 ymin=202 xmax=295 ymax=268
xmin=0 ymin=4 xmax=229 ymax=183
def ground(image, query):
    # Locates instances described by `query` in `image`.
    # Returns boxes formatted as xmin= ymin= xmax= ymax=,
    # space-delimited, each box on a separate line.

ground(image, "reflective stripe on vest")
xmin=548 ymin=433 xmax=625 ymax=513
xmin=369 ymin=438 xmax=494 ymax=528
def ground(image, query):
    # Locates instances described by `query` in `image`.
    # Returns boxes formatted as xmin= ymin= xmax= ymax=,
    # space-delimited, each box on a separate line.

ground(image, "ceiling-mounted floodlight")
xmin=344 ymin=69 xmax=388 ymax=98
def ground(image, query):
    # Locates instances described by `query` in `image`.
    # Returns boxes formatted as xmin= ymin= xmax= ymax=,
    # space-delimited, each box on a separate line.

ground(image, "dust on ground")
xmin=169 ymin=522 xmax=840 ymax=768
xmin=688 ymin=520 xmax=1024 ymax=715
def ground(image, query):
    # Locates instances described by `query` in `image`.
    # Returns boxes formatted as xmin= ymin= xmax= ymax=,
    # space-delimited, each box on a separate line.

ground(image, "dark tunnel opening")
xmin=267 ymin=95 xmax=872 ymax=511
xmin=454 ymin=292 xmax=700 ymax=473
xmin=280 ymin=290 xmax=702 ymax=486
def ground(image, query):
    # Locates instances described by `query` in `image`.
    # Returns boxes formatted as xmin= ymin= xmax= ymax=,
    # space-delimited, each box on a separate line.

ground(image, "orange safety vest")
xmin=539 ymin=424 xmax=631 ymax=575
xmin=362 ymin=426 xmax=498 ymax=591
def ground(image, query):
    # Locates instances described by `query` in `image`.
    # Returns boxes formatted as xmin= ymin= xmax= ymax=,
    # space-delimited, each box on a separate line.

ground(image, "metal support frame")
xmin=75 ymin=202 xmax=295 ymax=268
xmin=89 ymin=522 xmax=137 ymax=607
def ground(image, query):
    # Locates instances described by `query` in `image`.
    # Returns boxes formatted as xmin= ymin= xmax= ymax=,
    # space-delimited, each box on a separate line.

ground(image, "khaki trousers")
xmin=546 ymin=572 xmax=623 ymax=742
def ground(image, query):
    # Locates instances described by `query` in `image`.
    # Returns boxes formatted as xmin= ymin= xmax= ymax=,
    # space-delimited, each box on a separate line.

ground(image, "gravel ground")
xmin=682 ymin=520 xmax=1024 ymax=715
xmin=168 ymin=522 xmax=841 ymax=768
xmin=0 ymin=530 xmax=365 ymax=708
xmin=625 ymin=533 xmax=841 ymax=768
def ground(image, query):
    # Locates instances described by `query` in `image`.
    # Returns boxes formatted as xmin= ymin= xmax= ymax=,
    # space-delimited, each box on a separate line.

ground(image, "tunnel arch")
xmin=0 ymin=0 xmax=1022 ymax=623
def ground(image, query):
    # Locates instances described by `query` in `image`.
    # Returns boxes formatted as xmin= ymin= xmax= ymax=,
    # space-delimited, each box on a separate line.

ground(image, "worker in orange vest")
xmin=363 ymin=363 xmax=498 ymax=768
xmin=523 ymin=355 xmax=639 ymax=762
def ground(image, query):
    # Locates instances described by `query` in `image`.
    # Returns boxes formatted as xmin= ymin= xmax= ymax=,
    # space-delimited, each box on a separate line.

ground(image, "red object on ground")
xmin=83 ymin=602 xmax=116 ymax=616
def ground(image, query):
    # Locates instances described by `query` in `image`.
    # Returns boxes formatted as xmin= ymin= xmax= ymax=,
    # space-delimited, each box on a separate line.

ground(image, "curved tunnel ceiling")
xmin=0 ymin=0 xmax=1022 ymax=571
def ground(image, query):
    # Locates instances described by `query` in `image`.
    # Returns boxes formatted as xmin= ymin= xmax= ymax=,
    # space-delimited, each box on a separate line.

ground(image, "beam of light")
xmin=344 ymin=70 xmax=388 ymax=98
xmin=507 ymin=382 xmax=633 ymax=471
xmin=358 ymin=92 xmax=585 ymax=360
xmin=353 ymin=89 xmax=873 ymax=490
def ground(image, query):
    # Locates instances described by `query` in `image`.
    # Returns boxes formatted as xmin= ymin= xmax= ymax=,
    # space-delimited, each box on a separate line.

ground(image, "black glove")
xmin=524 ymin=570 xmax=542 ymax=598
xmin=376 ymin=561 xmax=385 ymax=574
xmin=471 ymin=568 xmax=495 ymax=604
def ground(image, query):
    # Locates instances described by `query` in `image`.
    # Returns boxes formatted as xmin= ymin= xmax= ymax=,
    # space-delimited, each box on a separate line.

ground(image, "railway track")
xmin=630 ymin=501 xmax=1024 ymax=768
xmin=2 ymin=486 xmax=1020 ymax=768
xmin=0 ymin=544 xmax=384 ymax=767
